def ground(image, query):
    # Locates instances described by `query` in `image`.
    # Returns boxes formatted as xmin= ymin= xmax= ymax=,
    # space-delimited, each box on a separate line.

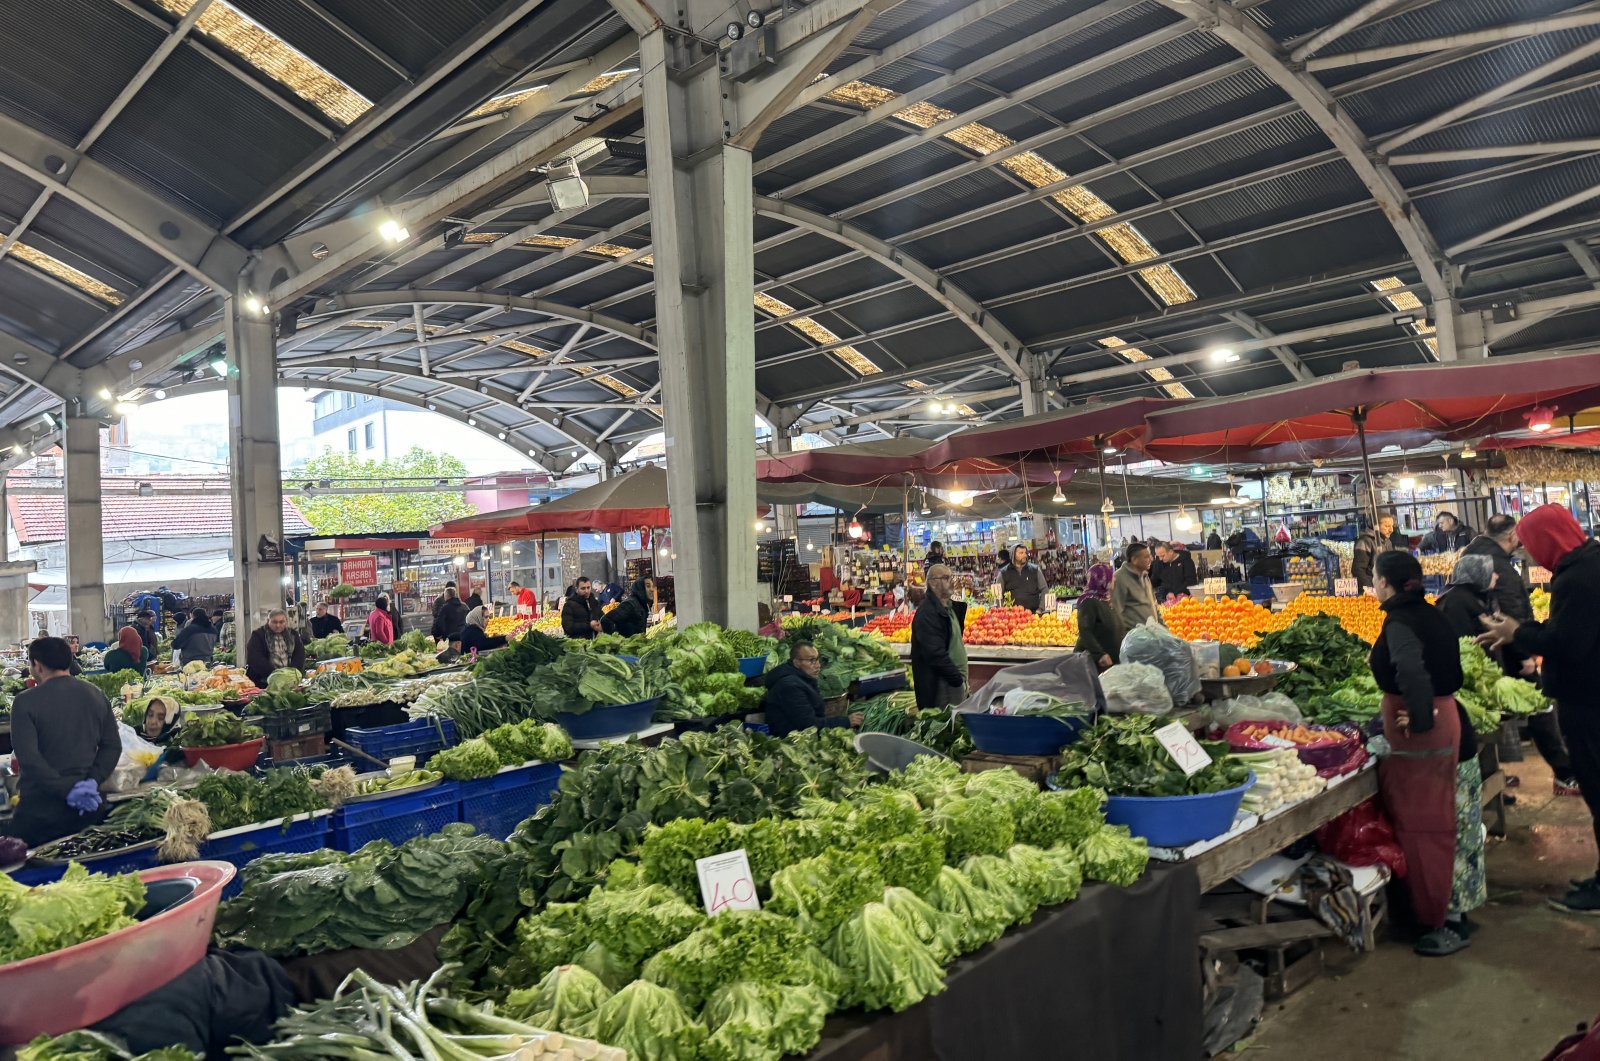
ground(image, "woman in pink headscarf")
xmin=1074 ymin=563 xmax=1122 ymax=671
xmin=1481 ymin=505 xmax=1600 ymax=914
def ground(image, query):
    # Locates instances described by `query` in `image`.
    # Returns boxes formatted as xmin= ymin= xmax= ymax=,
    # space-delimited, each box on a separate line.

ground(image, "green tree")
xmin=295 ymin=447 xmax=478 ymax=534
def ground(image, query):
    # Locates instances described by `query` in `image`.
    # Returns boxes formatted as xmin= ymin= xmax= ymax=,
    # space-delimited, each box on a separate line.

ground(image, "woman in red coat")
xmin=365 ymin=595 xmax=395 ymax=645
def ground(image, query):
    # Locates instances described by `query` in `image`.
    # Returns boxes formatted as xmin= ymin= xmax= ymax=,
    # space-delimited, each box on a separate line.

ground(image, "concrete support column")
xmin=641 ymin=24 xmax=759 ymax=628
xmin=226 ymin=299 xmax=286 ymax=627
xmin=64 ymin=415 xmax=106 ymax=640
xmin=0 ymin=475 xmax=9 ymax=563
xmin=769 ymin=435 xmax=800 ymax=539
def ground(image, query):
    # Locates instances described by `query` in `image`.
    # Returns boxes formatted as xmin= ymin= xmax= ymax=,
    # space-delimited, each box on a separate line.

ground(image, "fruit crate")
xmin=266 ymin=733 xmax=328 ymax=763
xmin=458 ymin=764 xmax=562 ymax=840
xmin=333 ymin=780 xmax=461 ymax=851
xmin=200 ymin=812 xmax=332 ymax=899
xmin=346 ymin=716 xmax=457 ymax=765
xmin=255 ymin=704 xmax=331 ymax=741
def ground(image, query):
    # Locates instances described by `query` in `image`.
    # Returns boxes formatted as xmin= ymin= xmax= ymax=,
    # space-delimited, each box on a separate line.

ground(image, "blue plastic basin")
xmin=959 ymin=711 xmax=1089 ymax=756
xmin=738 ymin=656 xmax=768 ymax=678
xmin=1103 ymin=773 xmax=1255 ymax=848
xmin=557 ymin=697 xmax=659 ymax=739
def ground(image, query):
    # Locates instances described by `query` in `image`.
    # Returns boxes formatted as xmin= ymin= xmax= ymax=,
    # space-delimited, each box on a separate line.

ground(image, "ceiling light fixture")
xmin=243 ymin=295 xmax=265 ymax=316
xmin=153 ymin=389 xmax=166 ymax=400
xmin=545 ymin=156 xmax=591 ymax=211
xmin=498 ymin=432 xmax=507 ymax=440
xmin=96 ymin=387 xmax=112 ymax=401
xmin=378 ymin=218 xmax=410 ymax=243
xmin=1460 ymin=443 xmax=1477 ymax=460
xmin=1209 ymin=347 xmax=1239 ymax=364
xmin=1174 ymin=506 xmax=1194 ymax=532
xmin=210 ymin=356 xmax=229 ymax=378
xmin=1526 ymin=405 xmax=1555 ymax=433
xmin=1051 ymin=471 xmax=1066 ymax=505
xmin=847 ymin=519 xmax=863 ymax=538
xmin=1103 ymin=443 xmax=1117 ymax=455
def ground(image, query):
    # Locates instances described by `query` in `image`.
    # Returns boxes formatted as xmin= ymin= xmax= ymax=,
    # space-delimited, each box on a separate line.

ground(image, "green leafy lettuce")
xmin=0 ymin=863 xmax=146 ymax=964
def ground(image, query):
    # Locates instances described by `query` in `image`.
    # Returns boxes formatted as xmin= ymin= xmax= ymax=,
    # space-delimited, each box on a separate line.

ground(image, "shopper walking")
xmin=1421 ymin=512 xmax=1474 ymax=554
xmin=764 ymin=641 xmax=862 ymax=737
xmin=1370 ymin=551 xmax=1467 ymax=955
xmin=1112 ymin=541 xmax=1165 ymax=630
xmin=365 ymin=595 xmax=395 ymax=645
xmin=1480 ymin=504 xmax=1600 ymax=913
xmin=561 ymin=577 xmax=604 ymax=639
xmin=171 ymin=608 xmax=219 ymax=667
xmin=0 ymin=638 xmax=121 ymax=847
xmin=1353 ymin=511 xmax=1408 ymax=590
xmin=1000 ymin=544 xmax=1048 ymax=612
xmin=1074 ymin=563 xmax=1123 ymax=671
xmin=244 ymin=609 xmax=307 ymax=688
xmin=431 ymin=585 xmax=468 ymax=643
xmin=103 ymin=625 xmax=151 ymax=677
xmin=602 ymin=578 xmax=654 ymax=638
xmin=911 ymin=563 xmax=968 ymax=708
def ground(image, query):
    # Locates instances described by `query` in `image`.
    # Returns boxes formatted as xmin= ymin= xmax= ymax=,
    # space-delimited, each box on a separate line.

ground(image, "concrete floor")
xmin=1243 ymin=751 xmax=1600 ymax=1060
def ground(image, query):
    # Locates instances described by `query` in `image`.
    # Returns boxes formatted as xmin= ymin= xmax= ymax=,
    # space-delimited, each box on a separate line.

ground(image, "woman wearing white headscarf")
xmin=457 ymin=606 xmax=508 ymax=656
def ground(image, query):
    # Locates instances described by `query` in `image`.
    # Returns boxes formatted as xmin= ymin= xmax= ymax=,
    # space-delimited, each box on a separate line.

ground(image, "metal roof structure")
xmin=3 ymin=0 xmax=1600 ymax=471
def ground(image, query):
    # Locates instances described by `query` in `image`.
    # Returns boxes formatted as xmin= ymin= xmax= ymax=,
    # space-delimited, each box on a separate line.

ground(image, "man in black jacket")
xmin=1420 ymin=512 xmax=1474 ymax=554
xmin=431 ymin=585 xmax=468 ymax=642
xmin=308 ymin=602 xmax=344 ymax=640
xmin=1481 ymin=504 xmax=1600 ymax=913
xmin=1151 ymin=542 xmax=1198 ymax=601
xmin=911 ymin=564 xmax=968 ymax=709
xmin=561 ymin=577 xmax=604 ymax=639
xmin=1352 ymin=511 xmax=1408 ymax=589
xmin=763 ymin=641 xmax=861 ymax=737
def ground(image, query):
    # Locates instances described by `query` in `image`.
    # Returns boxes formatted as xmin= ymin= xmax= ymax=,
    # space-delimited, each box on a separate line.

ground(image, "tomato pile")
xmin=863 ymin=613 xmax=911 ymax=644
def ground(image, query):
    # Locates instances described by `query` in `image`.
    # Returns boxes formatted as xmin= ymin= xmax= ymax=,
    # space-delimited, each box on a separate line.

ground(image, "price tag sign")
xmin=1042 ymin=593 xmax=1057 ymax=613
xmin=1333 ymin=578 xmax=1358 ymax=597
xmin=1530 ymin=566 xmax=1553 ymax=585
xmin=1202 ymin=577 xmax=1227 ymax=597
xmin=1056 ymin=601 xmax=1073 ymax=623
xmin=990 ymin=582 xmax=1003 ymax=600
xmin=1154 ymin=721 xmax=1214 ymax=777
xmin=696 ymin=849 xmax=761 ymax=916
xmin=783 ymin=595 xmax=793 ymax=604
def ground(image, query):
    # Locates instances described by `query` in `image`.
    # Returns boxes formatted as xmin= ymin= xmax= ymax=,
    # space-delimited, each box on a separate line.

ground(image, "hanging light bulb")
xmin=1051 ymin=471 xmax=1066 ymax=505
xmin=919 ymin=490 xmax=931 ymax=516
xmin=1174 ymin=506 xmax=1194 ymax=532
xmin=847 ymin=519 xmax=863 ymax=539
xmin=1460 ymin=443 xmax=1477 ymax=460
xmin=1527 ymin=405 xmax=1555 ymax=433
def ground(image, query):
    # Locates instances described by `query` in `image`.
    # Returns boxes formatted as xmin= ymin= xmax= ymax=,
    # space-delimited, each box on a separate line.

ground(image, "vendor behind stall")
xmin=764 ymin=641 xmax=862 ymax=736
xmin=1 ymin=637 xmax=121 ymax=846
xmin=103 ymin=625 xmax=152 ymax=677
xmin=244 ymin=610 xmax=307 ymax=688
xmin=308 ymin=602 xmax=343 ymax=640
xmin=1001 ymin=544 xmax=1047 ymax=612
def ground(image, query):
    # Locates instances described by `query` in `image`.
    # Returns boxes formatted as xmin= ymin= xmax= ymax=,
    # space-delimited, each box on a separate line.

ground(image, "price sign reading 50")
xmin=696 ymin=849 xmax=762 ymax=916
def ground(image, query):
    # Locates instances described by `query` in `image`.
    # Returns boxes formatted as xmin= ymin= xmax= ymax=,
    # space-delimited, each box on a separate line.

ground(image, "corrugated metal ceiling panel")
xmin=228 ymin=0 xmax=404 ymax=100
xmin=0 ymin=2 xmax=165 ymax=144
xmin=1177 ymin=160 xmax=1367 ymax=241
xmin=90 ymin=46 xmax=326 ymax=226
xmin=1129 ymin=112 xmax=1329 ymax=196
xmin=0 ymin=260 xmax=107 ymax=350
xmin=316 ymin=0 xmax=507 ymax=76
xmin=1419 ymin=153 xmax=1600 ymax=247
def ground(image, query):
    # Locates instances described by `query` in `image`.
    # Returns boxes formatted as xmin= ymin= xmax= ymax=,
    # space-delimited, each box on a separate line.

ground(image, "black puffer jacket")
xmin=763 ymin=661 xmax=848 ymax=738
xmin=1514 ymin=541 xmax=1600 ymax=709
xmin=601 ymin=579 xmax=651 ymax=638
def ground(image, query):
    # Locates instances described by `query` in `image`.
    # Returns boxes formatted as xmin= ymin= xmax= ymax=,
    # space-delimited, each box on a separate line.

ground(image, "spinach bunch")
xmin=1056 ymin=715 xmax=1250 ymax=797
xmin=525 ymin=651 xmax=672 ymax=719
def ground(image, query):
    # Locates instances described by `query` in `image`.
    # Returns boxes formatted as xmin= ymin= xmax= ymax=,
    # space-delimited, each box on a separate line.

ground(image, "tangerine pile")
xmin=1161 ymin=595 xmax=1276 ymax=648
xmin=1259 ymin=593 xmax=1385 ymax=644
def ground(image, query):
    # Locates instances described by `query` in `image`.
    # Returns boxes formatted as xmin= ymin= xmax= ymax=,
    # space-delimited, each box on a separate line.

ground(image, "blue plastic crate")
xmin=458 ymin=765 xmax=561 ymax=840
xmin=333 ymin=780 xmax=461 ymax=851
xmin=347 ymin=717 xmax=457 ymax=764
xmin=15 ymin=840 xmax=162 ymax=886
xmin=202 ymin=813 xmax=332 ymax=898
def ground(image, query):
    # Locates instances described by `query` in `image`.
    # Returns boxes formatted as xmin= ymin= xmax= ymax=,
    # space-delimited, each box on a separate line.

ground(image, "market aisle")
xmin=1245 ymin=753 xmax=1600 ymax=1060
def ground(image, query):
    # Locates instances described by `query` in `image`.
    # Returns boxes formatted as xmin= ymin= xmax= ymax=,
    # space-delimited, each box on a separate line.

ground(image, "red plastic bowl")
xmin=181 ymin=738 xmax=263 ymax=771
xmin=0 ymin=860 xmax=236 ymax=1043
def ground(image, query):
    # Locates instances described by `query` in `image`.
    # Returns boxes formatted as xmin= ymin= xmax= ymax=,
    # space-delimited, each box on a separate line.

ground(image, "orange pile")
xmin=1161 ymin=596 xmax=1276 ymax=648
xmin=1258 ymin=593 xmax=1385 ymax=644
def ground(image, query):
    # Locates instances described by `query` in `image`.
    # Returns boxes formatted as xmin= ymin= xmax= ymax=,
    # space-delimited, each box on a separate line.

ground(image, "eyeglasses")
xmin=795 ymin=654 xmax=821 ymax=664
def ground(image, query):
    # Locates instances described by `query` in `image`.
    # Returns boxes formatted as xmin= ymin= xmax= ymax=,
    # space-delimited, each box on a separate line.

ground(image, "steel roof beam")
xmin=306 ymin=289 xmax=654 ymax=346
xmin=0 ymin=111 xmax=249 ymax=294
xmin=1154 ymin=0 xmax=1452 ymax=332
xmin=1289 ymin=0 xmax=1413 ymax=62
xmin=1306 ymin=11 xmax=1600 ymax=72
xmin=1221 ymin=311 xmax=1313 ymax=382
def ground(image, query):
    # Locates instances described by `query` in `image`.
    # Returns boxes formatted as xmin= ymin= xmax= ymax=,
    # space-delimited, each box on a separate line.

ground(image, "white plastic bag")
xmin=1121 ymin=623 xmax=1201 ymax=705
xmin=1203 ymin=692 xmax=1303 ymax=730
xmin=106 ymin=722 xmax=165 ymax=793
xmin=1099 ymin=662 xmax=1174 ymax=716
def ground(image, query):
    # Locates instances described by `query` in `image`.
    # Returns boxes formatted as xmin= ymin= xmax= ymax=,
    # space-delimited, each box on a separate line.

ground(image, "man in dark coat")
xmin=561 ymin=577 xmax=605 ymax=640
xmin=601 ymin=578 xmax=653 ymax=638
xmin=1352 ymin=511 xmax=1409 ymax=590
xmin=1151 ymin=542 xmax=1198 ymax=601
xmin=911 ymin=564 xmax=968 ymax=708
xmin=430 ymin=586 xmax=469 ymax=642
xmin=763 ymin=641 xmax=861 ymax=737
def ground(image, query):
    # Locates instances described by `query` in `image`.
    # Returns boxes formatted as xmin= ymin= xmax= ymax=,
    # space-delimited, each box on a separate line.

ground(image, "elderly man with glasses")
xmin=912 ymin=564 xmax=969 ymax=709
xmin=763 ymin=641 xmax=863 ymax=737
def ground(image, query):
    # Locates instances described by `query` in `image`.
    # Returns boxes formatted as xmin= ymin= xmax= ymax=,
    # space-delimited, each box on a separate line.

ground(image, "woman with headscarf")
xmin=103 ymin=625 xmax=151 ymax=677
xmin=457 ymin=606 xmax=509 ymax=656
xmin=1370 ymin=551 xmax=1467 ymax=956
xmin=1481 ymin=504 xmax=1600 ymax=914
xmin=1424 ymin=553 xmax=1493 ymax=942
xmin=1073 ymin=563 xmax=1123 ymax=671
xmin=1436 ymin=554 xmax=1497 ymax=642
xmin=602 ymin=578 xmax=654 ymax=638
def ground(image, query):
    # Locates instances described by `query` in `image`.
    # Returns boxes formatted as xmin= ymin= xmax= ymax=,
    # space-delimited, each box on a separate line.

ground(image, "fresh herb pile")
xmin=767 ymin=619 xmax=900 ymax=699
xmin=359 ymin=630 xmax=436 ymax=659
xmin=0 ymin=863 xmax=146 ymax=964
xmin=80 ymin=669 xmax=141 ymax=701
xmin=858 ymin=691 xmax=974 ymax=757
xmin=187 ymin=768 xmax=326 ymax=831
xmin=472 ymin=630 xmax=563 ymax=684
xmin=525 ymin=652 xmax=672 ymax=719
xmin=175 ymin=712 xmax=263 ymax=747
xmin=1249 ymin=614 xmax=1371 ymax=701
xmin=249 ymin=688 xmax=310 ymax=715
xmin=30 ymin=789 xmax=189 ymax=861
xmin=433 ymin=720 xmax=573 ymax=780
xmin=213 ymin=824 xmax=508 ymax=957
xmin=460 ymin=752 xmax=1138 ymax=1061
xmin=19 ymin=1031 xmax=199 ymax=1061
xmin=1304 ymin=672 xmax=1382 ymax=726
xmin=1057 ymin=714 xmax=1251 ymax=796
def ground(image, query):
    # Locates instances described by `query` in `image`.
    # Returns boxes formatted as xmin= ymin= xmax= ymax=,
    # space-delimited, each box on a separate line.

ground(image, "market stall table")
xmin=807 ymin=864 xmax=1201 ymax=1061
xmin=891 ymin=642 xmax=1067 ymax=687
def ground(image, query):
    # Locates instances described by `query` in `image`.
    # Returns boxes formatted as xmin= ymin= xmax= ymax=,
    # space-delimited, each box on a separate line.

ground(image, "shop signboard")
xmin=418 ymin=537 xmax=474 ymax=558
xmin=339 ymin=556 xmax=378 ymax=587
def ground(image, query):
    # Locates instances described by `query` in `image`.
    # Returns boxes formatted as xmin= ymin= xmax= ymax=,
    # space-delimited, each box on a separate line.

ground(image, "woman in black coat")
xmin=1436 ymin=555 xmax=1497 ymax=642
xmin=601 ymin=578 xmax=654 ymax=638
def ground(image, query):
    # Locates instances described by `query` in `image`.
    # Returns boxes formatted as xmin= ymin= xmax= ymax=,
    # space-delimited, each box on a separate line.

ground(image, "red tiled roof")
xmin=8 ymin=493 xmax=312 ymax=545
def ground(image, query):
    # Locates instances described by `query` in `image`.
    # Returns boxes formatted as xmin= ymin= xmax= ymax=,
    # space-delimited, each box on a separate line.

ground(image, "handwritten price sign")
xmin=696 ymin=849 xmax=761 ymax=916
xmin=1154 ymin=721 xmax=1215 ymax=777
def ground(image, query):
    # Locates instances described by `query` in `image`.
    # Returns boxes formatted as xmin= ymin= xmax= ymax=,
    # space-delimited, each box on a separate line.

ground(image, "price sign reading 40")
xmin=696 ymin=849 xmax=761 ymax=916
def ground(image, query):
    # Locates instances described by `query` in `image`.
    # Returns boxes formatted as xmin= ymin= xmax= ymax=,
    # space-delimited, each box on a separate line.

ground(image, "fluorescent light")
xmin=1209 ymin=347 xmax=1239 ymax=364
xmin=378 ymin=218 xmax=410 ymax=243
xmin=211 ymin=356 xmax=229 ymax=377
